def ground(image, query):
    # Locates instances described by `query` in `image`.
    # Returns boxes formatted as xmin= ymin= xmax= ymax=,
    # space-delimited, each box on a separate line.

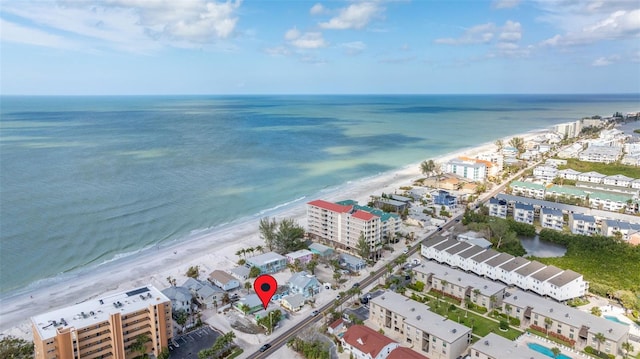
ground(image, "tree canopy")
xmin=259 ymin=217 xmax=306 ymax=254
xmin=0 ymin=336 xmax=33 ymax=359
xmin=356 ymin=232 xmax=371 ymax=260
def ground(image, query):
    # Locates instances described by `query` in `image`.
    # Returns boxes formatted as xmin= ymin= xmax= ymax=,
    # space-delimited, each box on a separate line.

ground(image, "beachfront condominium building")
xmin=369 ymin=291 xmax=472 ymax=359
xmin=31 ymin=285 xmax=172 ymax=359
xmin=503 ymin=290 xmax=629 ymax=356
xmin=553 ymin=121 xmax=582 ymax=139
xmin=306 ymin=199 xmax=400 ymax=258
xmin=442 ymin=157 xmax=487 ymax=181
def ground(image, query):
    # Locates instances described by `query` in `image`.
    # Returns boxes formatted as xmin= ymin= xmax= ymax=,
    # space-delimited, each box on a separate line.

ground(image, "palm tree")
xmin=255 ymin=245 xmax=264 ymax=254
xmin=622 ymin=341 xmax=634 ymax=358
xmin=333 ymin=271 xmax=342 ymax=286
xmin=544 ymin=317 xmax=553 ymax=335
xmin=551 ymin=347 xmax=561 ymax=358
xmin=489 ymin=295 xmax=497 ymax=309
xmin=495 ymin=139 xmax=504 ymax=153
xmin=235 ymin=248 xmax=245 ymax=259
xmin=591 ymin=306 xmax=602 ymax=317
xmin=504 ymin=304 xmax=512 ymax=316
xmin=246 ymin=247 xmax=255 ymax=257
xmin=594 ymin=332 xmax=606 ymax=354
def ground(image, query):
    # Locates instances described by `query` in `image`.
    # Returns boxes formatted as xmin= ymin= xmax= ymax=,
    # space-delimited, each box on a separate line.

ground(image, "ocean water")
xmin=1 ymin=94 xmax=638 ymax=295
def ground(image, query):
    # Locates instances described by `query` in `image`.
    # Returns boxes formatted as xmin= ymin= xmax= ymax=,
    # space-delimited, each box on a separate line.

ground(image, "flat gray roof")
xmin=469 ymin=249 xmax=500 ymax=263
xmin=247 ymin=251 xmax=286 ymax=266
xmin=371 ymin=291 xmax=471 ymax=342
xmin=31 ymin=285 xmax=169 ymax=341
xmin=471 ymin=333 xmax=548 ymax=359
xmin=422 ymin=236 xmax=447 ymax=248
xmin=444 ymin=242 xmax=472 ymax=255
xmin=485 ymin=252 xmax=514 ymax=267
xmin=499 ymin=257 xmax=530 ymax=272
xmin=457 ymin=246 xmax=486 ymax=259
xmin=504 ymin=291 xmax=628 ymax=341
xmin=530 ymin=265 xmax=563 ymax=282
xmin=434 ymin=239 xmax=459 ymax=251
xmin=413 ymin=262 xmax=506 ymax=297
xmin=514 ymin=261 xmax=547 ymax=276
xmin=547 ymin=269 xmax=582 ymax=287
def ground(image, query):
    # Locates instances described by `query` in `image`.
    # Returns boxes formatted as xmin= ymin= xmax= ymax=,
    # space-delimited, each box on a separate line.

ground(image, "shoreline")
xmin=0 ymin=127 xmax=549 ymax=339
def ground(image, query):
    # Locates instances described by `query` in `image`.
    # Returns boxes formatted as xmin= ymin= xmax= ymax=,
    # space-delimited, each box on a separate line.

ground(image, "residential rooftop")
xmin=514 ymin=260 xmax=547 ymax=277
xmin=32 ymin=285 xmax=168 ymax=340
xmin=530 ymin=265 xmax=563 ymax=282
xmin=484 ymin=252 xmax=514 ymax=267
xmin=547 ymin=269 xmax=582 ymax=287
xmin=499 ymin=257 xmax=530 ymax=272
xmin=246 ymin=251 xmax=286 ymax=266
xmin=470 ymin=333 xmax=548 ymax=359
xmin=413 ymin=262 xmax=506 ymax=297
xmin=456 ymin=245 xmax=486 ymax=259
xmin=469 ymin=249 xmax=500 ymax=263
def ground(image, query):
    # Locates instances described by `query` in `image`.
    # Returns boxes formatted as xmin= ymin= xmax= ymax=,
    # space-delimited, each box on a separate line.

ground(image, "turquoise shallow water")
xmin=1 ymin=94 xmax=638 ymax=294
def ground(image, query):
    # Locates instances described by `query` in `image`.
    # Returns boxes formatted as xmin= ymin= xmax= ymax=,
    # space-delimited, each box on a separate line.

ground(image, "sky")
xmin=1 ymin=0 xmax=639 ymax=95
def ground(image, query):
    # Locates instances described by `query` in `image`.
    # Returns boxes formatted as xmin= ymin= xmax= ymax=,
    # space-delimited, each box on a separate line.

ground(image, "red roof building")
xmin=341 ymin=325 xmax=399 ymax=359
xmin=307 ymin=199 xmax=352 ymax=213
xmin=387 ymin=347 xmax=430 ymax=359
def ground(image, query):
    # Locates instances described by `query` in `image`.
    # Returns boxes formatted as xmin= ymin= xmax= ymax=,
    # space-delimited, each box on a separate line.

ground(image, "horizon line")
xmin=2 ymin=92 xmax=639 ymax=97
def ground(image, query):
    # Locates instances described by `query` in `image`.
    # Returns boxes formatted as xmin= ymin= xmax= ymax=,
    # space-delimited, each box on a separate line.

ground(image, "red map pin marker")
xmin=254 ymin=274 xmax=278 ymax=309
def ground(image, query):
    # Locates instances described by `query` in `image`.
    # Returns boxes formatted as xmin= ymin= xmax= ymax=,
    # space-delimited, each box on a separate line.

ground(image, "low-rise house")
xmin=513 ymin=203 xmax=535 ymax=224
xmin=529 ymin=265 xmax=564 ymax=297
xmin=182 ymin=278 xmax=224 ymax=309
xmin=467 ymin=249 xmax=500 ymax=276
xmin=161 ymin=286 xmax=193 ymax=314
xmin=453 ymin=245 xmax=487 ymax=272
xmin=558 ymin=168 xmax=581 ymax=180
xmin=308 ymin=242 xmax=334 ymax=258
xmin=577 ymin=171 xmax=606 ymax=184
xmin=286 ymin=249 xmax=314 ymax=265
xmin=568 ymin=213 xmax=598 ymax=236
xmin=488 ymin=197 xmax=507 ymax=219
xmin=546 ymin=158 xmax=567 ymax=167
xmin=512 ymin=260 xmax=547 ymax=290
xmin=376 ymin=197 xmax=408 ymax=213
xmin=457 ymin=231 xmax=491 ymax=249
xmin=280 ymin=293 xmax=305 ymax=312
xmin=246 ymin=252 xmax=287 ymax=274
xmin=497 ymin=257 xmax=530 ymax=285
xmin=327 ymin=318 xmax=345 ymax=336
xmin=287 ymin=271 xmax=321 ymax=298
xmin=229 ymin=266 xmax=250 ymax=281
xmin=533 ymin=165 xmax=558 ymax=182
xmin=391 ymin=194 xmax=413 ymax=203
xmin=510 ymin=181 xmax=546 ymax=199
xmin=340 ymin=253 xmax=366 ymax=271
xmin=412 ymin=262 xmax=505 ymax=309
xmin=470 ymin=333 xmax=548 ymax=359
xmin=539 ymin=207 xmax=564 ymax=230
xmin=208 ymin=270 xmax=241 ymax=291
xmin=483 ymin=253 xmax=515 ymax=280
xmin=503 ymin=290 xmax=629 ymax=356
xmin=234 ymin=294 xmax=264 ymax=314
xmin=603 ymin=174 xmax=634 ymax=188
xmin=341 ymin=325 xmax=399 ymax=359
xmin=433 ymin=190 xmax=457 ymax=207
xmin=369 ymin=291 xmax=472 ymax=359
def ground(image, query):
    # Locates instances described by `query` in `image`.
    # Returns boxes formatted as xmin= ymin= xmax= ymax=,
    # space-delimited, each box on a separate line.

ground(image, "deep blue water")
xmin=1 ymin=94 xmax=638 ymax=294
xmin=527 ymin=342 xmax=572 ymax=359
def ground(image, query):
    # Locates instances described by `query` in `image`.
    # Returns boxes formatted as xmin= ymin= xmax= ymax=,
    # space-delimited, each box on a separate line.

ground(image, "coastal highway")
xmin=247 ymin=158 xmax=544 ymax=358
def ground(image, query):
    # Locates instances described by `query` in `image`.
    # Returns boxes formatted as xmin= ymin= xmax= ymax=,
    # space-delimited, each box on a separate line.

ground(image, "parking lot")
xmin=169 ymin=326 xmax=220 ymax=359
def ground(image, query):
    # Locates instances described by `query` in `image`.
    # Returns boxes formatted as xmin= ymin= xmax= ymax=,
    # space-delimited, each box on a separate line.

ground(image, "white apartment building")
xmin=539 ymin=208 xmax=564 ymax=230
xmin=568 ymin=213 xmax=598 ymax=236
xmin=588 ymin=192 xmax=634 ymax=212
xmin=470 ymin=333 xmax=548 ymax=359
xmin=579 ymin=145 xmax=622 ymax=163
xmin=558 ymin=168 xmax=581 ymax=180
xmin=510 ymin=181 xmax=546 ymax=199
xmin=442 ymin=158 xmax=487 ymax=181
xmin=488 ymin=198 xmax=507 ymax=219
xmin=513 ymin=203 xmax=535 ymax=225
xmin=603 ymin=174 xmax=634 ymax=188
xmin=533 ymin=166 xmax=558 ymax=182
xmin=577 ymin=171 xmax=606 ymax=184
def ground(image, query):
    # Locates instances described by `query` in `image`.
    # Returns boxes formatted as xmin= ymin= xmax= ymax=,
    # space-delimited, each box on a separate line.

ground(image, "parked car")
xmin=259 ymin=344 xmax=272 ymax=352
xmin=311 ymin=310 xmax=319 ymax=316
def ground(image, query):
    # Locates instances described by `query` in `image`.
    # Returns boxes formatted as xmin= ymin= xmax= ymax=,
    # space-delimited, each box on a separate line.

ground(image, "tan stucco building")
xmin=31 ymin=285 xmax=172 ymax=359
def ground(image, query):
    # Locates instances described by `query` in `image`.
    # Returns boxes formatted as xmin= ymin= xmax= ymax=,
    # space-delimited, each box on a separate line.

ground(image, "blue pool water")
xmin=604 ymin=315 xmax=629 ymax=326
xmin=527 ymin=342 xmax=572 ymax=359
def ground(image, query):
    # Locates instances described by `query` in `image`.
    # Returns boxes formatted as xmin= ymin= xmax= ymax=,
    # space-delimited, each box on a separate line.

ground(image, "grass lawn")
xmin=558 ymin=158 xmax=640 ymax=177
xmin=427 ymin=299 xmax=522 ymax=340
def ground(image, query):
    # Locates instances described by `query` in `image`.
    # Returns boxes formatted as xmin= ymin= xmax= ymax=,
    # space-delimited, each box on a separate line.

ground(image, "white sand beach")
xmin=0 ymin=129 xmax=548 ymax=340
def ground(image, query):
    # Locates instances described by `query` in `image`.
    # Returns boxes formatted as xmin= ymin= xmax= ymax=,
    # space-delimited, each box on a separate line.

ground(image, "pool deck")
xmin=516 ymin=332 xmax=581 ymax=359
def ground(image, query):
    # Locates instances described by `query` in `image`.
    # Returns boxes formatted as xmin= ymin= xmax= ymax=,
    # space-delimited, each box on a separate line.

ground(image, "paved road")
xmin=246 ymin=157 xmax=546 ymax=358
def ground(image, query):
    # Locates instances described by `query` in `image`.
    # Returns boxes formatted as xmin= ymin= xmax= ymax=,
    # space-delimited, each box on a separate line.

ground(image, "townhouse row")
xmin=421 ymin=237 xmax=589 ymax=301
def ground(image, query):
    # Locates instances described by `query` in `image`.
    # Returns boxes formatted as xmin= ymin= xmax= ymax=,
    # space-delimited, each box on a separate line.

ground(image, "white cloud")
xmin=340 ymin=41 xmax=366 ymax=55
xmin=0 ymin=0 xmax=242 ymax=52
xmin=319 ymin=2 xmax=382 ymax=30
xmin=492 ymin=0 xmax=521 ymax=9
xmin=285 ymin=27 xmax=301 ymax=41
xmin=592 ymin=55 xmax=620 ymax=66
xmin=0 ymin=18 xmax=79 ymax=50
xmin=285 ymin=30 xmax=327 ymax=49
xmin=499 ymin=20 xmax=522 ymax=42
xmin=435 ymin=23 xmax=496 ymax=45
xmin=536 ymin=2 xmax=640 ymax=47
xmin=264 ymin=46 xmax=291 ymax=56
xmin=310 ymin=3 xmax=326 ymax=16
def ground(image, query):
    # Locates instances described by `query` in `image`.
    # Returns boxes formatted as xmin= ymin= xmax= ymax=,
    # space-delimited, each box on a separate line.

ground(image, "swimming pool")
xmin=604 ymin=315 xmax=629 ymax=326
xmin=527 ymin=342 xmax=572 ymax=359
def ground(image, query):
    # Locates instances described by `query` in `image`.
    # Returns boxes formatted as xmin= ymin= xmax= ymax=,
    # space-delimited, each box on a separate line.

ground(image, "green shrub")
xmin=499 ymin=320 xmax=509 ymax=330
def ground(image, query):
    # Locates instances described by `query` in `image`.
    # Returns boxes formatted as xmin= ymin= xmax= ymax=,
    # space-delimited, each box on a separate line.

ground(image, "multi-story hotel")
xmin=442 ymin=157 xmax=487 ymax=181
xmin=31 ymin=285 xmax=172 ymax=359
xmin=306 ymin=199 xmax=400 ymax=257
xmin=369 ymin=291 xmax=472 ymax=359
